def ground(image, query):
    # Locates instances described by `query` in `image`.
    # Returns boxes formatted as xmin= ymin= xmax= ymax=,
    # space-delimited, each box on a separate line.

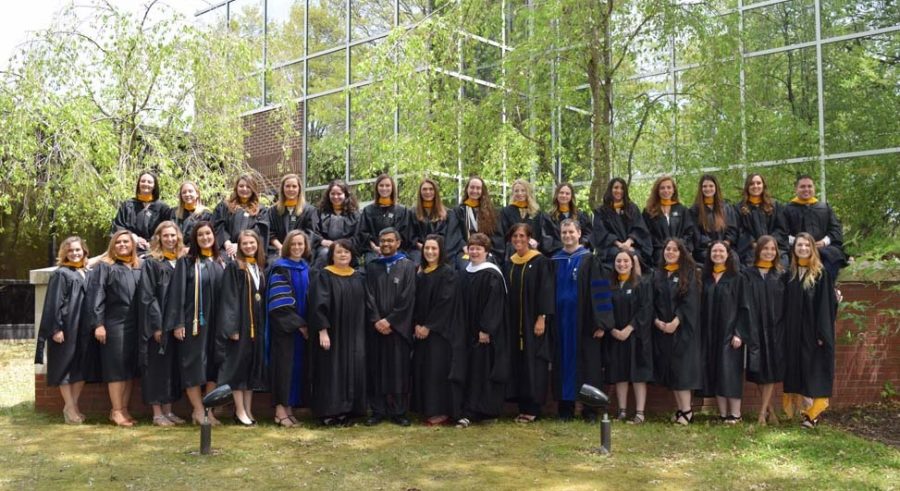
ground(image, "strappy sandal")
xmin=455 ymin=417 xmax=471 ymax=428
xmin=275 ymin=415 xmax=296 ymax=428
xmin=616 ymin=408 xmax=628 ymax=421
xmin=153 ymin=414 xmax=175 ymax=426
xmin=628 ymin=411 xmax=645 ymax=425
xmin=675 ymin=409 xmax=693 ymax=425
xmin=165 ymin=413 xmax=186 ymax=425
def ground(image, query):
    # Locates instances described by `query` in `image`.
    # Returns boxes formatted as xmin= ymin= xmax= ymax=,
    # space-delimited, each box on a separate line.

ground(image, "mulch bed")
xmin=823 ymin=399 xmax=900 ymax=448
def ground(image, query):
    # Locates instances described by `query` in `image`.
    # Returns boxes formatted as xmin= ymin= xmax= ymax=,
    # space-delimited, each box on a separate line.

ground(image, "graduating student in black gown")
xmin=357 ymin=174 xmax=415 ymax=264
xmin=267 ymin=173 xmax=318 ymax=259
xmin=782 ymin=175 xmax=848 ymax=280
xmin=445 ymin=176 xmax=504 ymax=269
xmin=412 ymin=235 xmax=460 ymax=426
xmin=546 ymin=182 xmax=593 ymax=254
xmin=213 ymin=174 xmax=269 ymax=260
xmin=738 ymin=235 xmax=785 ymax=425
xmin=651 ymin=238 xmax=702 ymax=425
xmin=500 ymin=179 xmax=553 ymax=258
xmin=164 ymin=221 xmax=225 ymax=425
xmin=137 ymin=222 xmax=185 ymax=426
xmin=643 ymin=177 xmax=696 ymax=267
xmin=217 ymin=230 xmax=268 ymax=426
xmin=550 ymin=219 xmax=609 ymax=422
xmin=171 ymin=181 xmax=213 ymax=244
xmin=735 ymin=173 xmax=788 ymax=268
xmin=506 ymin=223 xmax=555 ymax=422
xmin=265 ymin=230 xmax=313 ymax=427
xmin=604 ymin=250 xmax=653 ymax=425
xmin=111 ymin=171 xmax=171 ymax=254
xmin=311 ymin=179 xmax=361 ymax=269
xmin=592 ymin=178 xmax=652 ymax=269
xmin=782 ymin=232 xmax=838 ymax=429
xmin=308 ymin=239 xmax=368 ymax=425
xmin=411 ymin=178 xmax=450 ymax=259
xmin=364 ymin=227 xmax=417 ymax=426
xmin=89 ymin=230 xmax=142 ymax=427
xmin=455 ymin=233 xmax=510 ymax=427
xmin=36 ymin=236 xmax=90 ymax=424
xmin=689 ymin=174 xmax=739 ymax=265
xmin=698 ymin=241 xmax=746 ymax=423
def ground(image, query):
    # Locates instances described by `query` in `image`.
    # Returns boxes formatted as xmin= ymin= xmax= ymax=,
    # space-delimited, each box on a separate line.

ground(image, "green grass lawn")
xmin=2 ymin=341 xmax=898 ymax=490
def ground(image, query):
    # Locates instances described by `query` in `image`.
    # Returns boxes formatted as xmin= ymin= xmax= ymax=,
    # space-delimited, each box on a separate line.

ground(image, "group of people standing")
xmin=35 ymin=169 xmax=843 ymax=430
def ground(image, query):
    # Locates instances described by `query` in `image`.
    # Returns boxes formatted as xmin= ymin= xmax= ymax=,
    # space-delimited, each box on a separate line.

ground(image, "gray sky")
xmin=0 ymin=0 xmax=215 ymax=70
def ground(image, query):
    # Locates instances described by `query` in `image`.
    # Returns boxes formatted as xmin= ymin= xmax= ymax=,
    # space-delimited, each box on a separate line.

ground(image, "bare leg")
xmin=71 ymin=381 xmax=86 ymax=419
xmin=59 ymin=384 xmax=81 ymax=423
xmin=633 ymin=383 xmax=647 ymax=413
xmin=243 ymin=390 xmax=255 ymax=421
xmin=728 ymin=398 xmax=741 ymax=419
xmin=673 ymin=390 xmax=693 ymax=424
xmin=203 ymin=382 xmax=220 ymax=424
xmin=108 ymin=381 xmax=131 ymax=426
xmin=233 ymin=391 xmax=252 ymax=424
xmin=122 ymin=379 xmax=134 ymax=421
xmin=716 ymin=396 xmax=728 ymax=418
xmin=615 ymin=383 xmax=629 ymax=412
xmin=186 ymin=386 xmax=204 ymax=422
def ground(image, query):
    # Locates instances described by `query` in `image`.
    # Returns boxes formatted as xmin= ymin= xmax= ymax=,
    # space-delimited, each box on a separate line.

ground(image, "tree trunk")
xmin=588 ymin=0 xmax=613 ymax=207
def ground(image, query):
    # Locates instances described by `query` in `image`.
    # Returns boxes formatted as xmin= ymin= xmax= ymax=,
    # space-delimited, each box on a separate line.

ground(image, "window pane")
xmin=267 ymin=62 xmax=305 ymax=104
xmin=820 ymin=0 xmax=899 ymax=39
xmin=308 ymin=49 xmax=347 ymax=94
xmin=350 ymin=38 xmax=384 ymax=83
xmin=399 ymin=0 xmax=429 ymax=25
xmin=309 ymin=0 xmax=348 ymax=53
xmin=229 ymin=0 xmax=264 ymax=68
xmin=351 ymin=0 xmax=394 ymax=40
xmin=267 ymin=0 xmax=306 ymax=65
xmin=743 ymin=0 xmax=816 ymax=53
xmin=306 ymin=92 xmax=348 ymax=185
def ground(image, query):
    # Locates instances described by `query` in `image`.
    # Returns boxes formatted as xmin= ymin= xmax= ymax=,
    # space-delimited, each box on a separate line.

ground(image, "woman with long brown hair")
xmin=213 ymin=174 xmax=269 ymax=259
xmin=446 ymin=176 xmax=503 ymax=269
xmin=311 ymin=179 xmax=361 ymax=269
xmin=735 ymin=173 xmax=788 ymax=268
xmin=111 ymin=171 xmax=171 ymax=254
xmin=89 ymin=230 xmax=142 ymax=426
xmin=546 ymin=182 xmax=592 ymax=254
xmin=356 ymin=173 xmax=415 ymax=264
xmin=689 ymin=174 xmax=738 ymax=264
xmin=593 ymin=177 xmax=652 ymax=268
xmin=643 ymin=177 xmax=696 ymax=267
xmin=412 ymin=178 xmax=449 ymax=258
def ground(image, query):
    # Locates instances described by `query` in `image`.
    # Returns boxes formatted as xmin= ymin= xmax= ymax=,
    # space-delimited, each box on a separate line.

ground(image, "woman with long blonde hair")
xmin=500 ymin=179 xmax=551 ymax=258
xmin=213 ymin=174 xmax=269 ymax=259
xmin=173 ymin=181 xmax=213 ymax=242
xmin=267 ymin=173 xmax=317 ymax=258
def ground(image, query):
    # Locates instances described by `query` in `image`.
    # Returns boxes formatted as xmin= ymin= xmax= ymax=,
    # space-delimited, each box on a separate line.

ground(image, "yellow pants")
xmin=783 ymin=393 xmax=829 ymax=420
xmin=804 ymin=398 xmax=830 ymax=421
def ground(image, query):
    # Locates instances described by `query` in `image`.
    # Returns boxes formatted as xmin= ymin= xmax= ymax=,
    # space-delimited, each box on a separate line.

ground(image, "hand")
xmin=654 ymin=319 xmax=666 ymax=331
xmin=815 ymin=240 xmax=826 ymax=249
xmin=94 ymin=325 xmax=107 ymax=344
xmin=528 ymin=238 xmax=538 ymax=249
xmin=153 ymin=330 xmax=162 ymax=343
xmin=52 ymin=331 xmax=65 ymax=344
xmin=175 ymin=327 xmax=186 ymax=341
xmin=817 ymin=339 xmax=824 ymax=346
xmin=624 ymin=238 xmax=634 ymax=248
xmin=620 ymin=325 xmax=633 ymax=341
xmin=668 ymin=317 xmax=681 ymax=333
xmin=229 ymin=333 xmax=239 ymax=341
xmin=224 ymin=241 xmax=237 ymax=257
xmin=271 ymin=240 xmax=283 ymax=251
xmin=415 ymin=325 xmax=430 ymax=339
xmin=370 ymin=241 xmax=380 ymax=253
xmin=835 ymin=289 xmax=843 ymax=303
xmin=299 ymin=326 xmax=309 ymax=340
xmin=320 ymin=330 xmax=331 ymax=350
xmin=136 ymin=235 xmax=149 ymax=250
xmin=731 ymin=336 xmax=742 ymax=349
xmin=534 ymin=316 xmax=546 ymax=337
xmin=593 ymin=328 xmax=605 ymax=339
xmin=321 ymin=239 xmax=333 ymax=248
xmin=478 ymin=331 xmax=490 ymax=344
xmin=375 ymin=319 xmax=392 ymax=335
xmin=664 ymin=322 xmax=677 ymax=334
xmin=613 ymin=241 xmax=623 ymax=249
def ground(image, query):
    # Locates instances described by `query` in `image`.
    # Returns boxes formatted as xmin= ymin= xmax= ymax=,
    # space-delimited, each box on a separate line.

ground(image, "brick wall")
xmin=33 ymin=281 xmax=899 ymax=420
xmin=243 ymin=105 xmax=304 ymax=191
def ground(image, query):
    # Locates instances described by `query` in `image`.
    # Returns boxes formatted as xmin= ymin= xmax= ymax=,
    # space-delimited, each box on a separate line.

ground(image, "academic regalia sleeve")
xmin=478 ymin=272 xmax=506 ymax=337
xmin=536 ymin=256 xmax=555 ymax=316
xmin=398 ymin=207 xmax=416 ymax=252
xmin=110 ymin=201 xmax=132 ymax=235
xmin=87 ymin=263 xmax=109 ymax=329
xmin=254 ymin=206 xmax=270 ymax=247
xmin=680 ymin=205 xmax=697 ymax=253
xmin=629 ymin=209 xmax=654 ymax=266
xmin=578 ymin=211 xmax=594 ymax=249
xmin=444 ymin=207 xmax=464 ymax=256
xmin=815 ymin=272 xmax=837 ymax=348
xmin=674 ymin=272 xmax=701 ymax=341
xmin=212 ymin=201 xmax=230 ymax=248
xmin=301 ymin=205 xmax=322 ymax=252
xmin=589 ymin=258 xmax=614 ymax=332
xmin=307 ymin=271 xmax=331 ymax=332
xmin=537 ymin=212 xmax=555 ymax=255
xmin=39 ymin=270 xmax=68 ymax=339
xmin=689 ymin=205 xmax=709 ymax=254
xmin=217 ymin=262 xmax=242 ymax=339
xmin=356 ymin=206 xmax=375 ymax=255
xmin=591 ymin=209 xmax=613 ymax=252
xmin=825 ymin=204 xmax=844 ymax=247
xmin=724 ymin=204 xmax=739 ymax=246
xmin=722 ymin=275 xmax=741 ymax=340
xmin=633 ymin=278 xmax=653 ymax=340
xmin=163 ymin=259 xmax=187 ymax=332
xmin=137 ymin=261 xmax=162 ymax=366
xmin=266 ymin=206 xmax=283 ymax=250
xmin=385 ymin=263 xmax=417 ymax=340
xmin=267 ymin=268 xmax=306 ymax=334
xmin=736 ymin=272 xmax=759 ymax=373
xmin=772 ymin=202 xmax=789 ymax=253
xmin=421 ymin=269 xmax=458 ymax=337
xmin=364 ymin=267 xmax=381 ymax=324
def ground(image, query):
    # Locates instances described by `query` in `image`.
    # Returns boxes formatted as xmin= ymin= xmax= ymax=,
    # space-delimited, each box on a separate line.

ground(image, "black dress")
xmin=411 ymin=264 xmax=461 ymax=418
xmin=356 ymin=203 xmax=415 ymax=261
xmin=689 ymin=203 xmax=739 ymax=264
xmin=308 ymin=268 xmax=368 ymax=418
xmin=459 ymin=263 xmax=510 ymax=418
xmin=411 ymin=210 xmax=449 ymax=248
xmin=266 ymin=259 xmax=311 ymax=407
xmin=734 ymin=201 xmax=788 ymax=267
xmin=783 ymin=269 xmax=837 ymax=398
xmin=163 ymin=256 xmax=224 ymax=388
xmin=173 ymin=208 xmax=214 ymax=242
xmin=505 ymin=253 xmax=555 ymax=411
xmin=111 ymin=199 xmax=171 ymax=252
xmin=445 ymin=205 xmax=505 ymax=267
xmin=212 ymin=201 xmax=270 ymax=254
xmin=739 ymin=267 xmax=785 ymax=384
xmin=545 ymin=209 xmax=593 ymax=254
xmin=88 ymin=261 xmax=141 ymax=382
xmin=37 ymin=266 xmax=88 ymax=386
xmin=217 ymin=261 xmax=268 ymax=391
xmin=499 ymin=206 xmax=554 ymax=256
xmin=698 ymin=271 xmax=744 ymax=399
xmin=651 ymin=269 xmax=702 ymax=390
xmin=782 ymin=201 xmax=848 ymax=277
xmin=137 ymin=258 xmax=180 ymax=405
xmin=310 ymin=209 xmax=360 ymax=268
xmin=604 ymin=277 xmax=654 ymax=384
xmin=592 ymin=203 xmax=653 ymax=268
xmin=643 ymin=204 xmax=696 ymax=267
xmin=267 ymin=203 xmax=319 ymax=257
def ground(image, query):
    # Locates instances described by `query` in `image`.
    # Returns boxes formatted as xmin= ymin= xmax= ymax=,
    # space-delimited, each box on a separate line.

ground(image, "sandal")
xmin=455 ymin=418 xmax=471 ymax=428
xmin=514 ymin=414 xmax=537 ymax=424
xmin=275 ymin=415 xmax=296 ymax=428
xmin=801 ymin=415 xmax=818 ymax=429
xmin=724 ymin=415 xmax=742 ymax=425
xmin=616 ymin=408 xmax=628 ymax=421
xmin=628 ymin=411 xmax=645 ymax=425
xmin=165 ymin=413 xmax=186 ymax=425
xmin=109 ymin=410 xmax=134 ymax=427
xmin=153 ymin=414 xmax=175 ymax=426
xmin=674 ymin=409 xmax=693 ymax=426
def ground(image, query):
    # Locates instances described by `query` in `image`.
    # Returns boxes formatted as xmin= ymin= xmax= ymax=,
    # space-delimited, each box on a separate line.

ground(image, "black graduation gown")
xmin=782 ymin=201 xmax=848 ymax=274
xmin=411 ymin=265 xmax=461 ymax=418
xmin=364 ymin=257 xmax=417 ymax=408
xmin=267 ymin=203 xmax=319 ymax=257
xmin=499 ymin=206 xmax=554 ymax=256
xmin=37 ymin=266 xmax=88 ymax=386
xmin=735 ymin=201 xmax=789 ymax=267
xmin=111 ymin=199 xmax=171 ymax=250
xmin=356 ymin=204 xmax=415 ymax=257
xmin=88 ymin=261 xmax=141 ymax=382
xmin=459 ymin=265 xmax=510 ymax=417
xmin=689 ymin=203 xmax=739 ymax=264
xmin=643 ymin=204 xmax=696 ymax=267
xmin=216 ymin=261 xmax=268 ymax=391
xmin=506 ymin=254 xmax=555 ymax=405
xmin=739 ymin=268 xmax=785 ymax=384
xmin=308 ymin=269 xmax=368 ymax=418
xmin=310 ymin=208 xmax=361 ymax=267
xmin=173 ymin=208 xmax=214 ymax=243
xmin=651 ymin=269 xmax=702 ymax=391
xmin=163 ymin=256 xmax=224 ymax=388
xmin=212 ymin=201 xmax=270 ymax=253
xmin=783 ymin=270 xmax=837 ymax=398
xmin=137 ymin=258 xmax=180 ymax=405
xmin=698 ymin=272 xmax=744 ymax=398
xmin=412 ymin=212 xmax=449 ymax=247
xmin=545 ymin=209 xmax=593 ymax=254
xmin=445 ymin=205 xmax=505 ymax=265
xmin=604 ymin=277 xmax=654 ymax=384
xmin=592 ymin=203 xmax=653 ymax=267
xmin=549 ymin=251 xmax=611 ymax=402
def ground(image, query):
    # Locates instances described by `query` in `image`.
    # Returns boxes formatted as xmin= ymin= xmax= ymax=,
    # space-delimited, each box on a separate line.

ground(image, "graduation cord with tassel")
xmin=246 ymin=271 xmax=255 ymax=340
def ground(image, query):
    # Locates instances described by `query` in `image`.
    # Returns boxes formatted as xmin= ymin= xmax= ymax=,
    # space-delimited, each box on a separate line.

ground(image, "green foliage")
xmin=882 ymin=381 xmax=897 ymax=400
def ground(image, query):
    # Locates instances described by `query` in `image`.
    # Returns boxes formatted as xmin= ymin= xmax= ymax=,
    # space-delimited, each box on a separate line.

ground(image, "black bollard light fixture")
xmin=200 ymin=384 xmax=233 ymax=455
xmin=578 ymin=384 xmax=611 ymax=455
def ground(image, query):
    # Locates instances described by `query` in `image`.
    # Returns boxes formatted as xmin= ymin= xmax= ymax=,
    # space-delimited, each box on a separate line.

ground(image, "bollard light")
xmin=200 ymin=384 xmax=233 ymax=455
xmin=578 ymin=384 xmax=612 ymax=455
